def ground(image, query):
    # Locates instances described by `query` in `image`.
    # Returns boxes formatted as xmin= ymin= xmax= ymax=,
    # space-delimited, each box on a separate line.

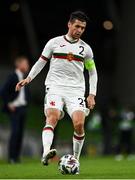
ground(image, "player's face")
xmin=68 ymin=19 xmax=86 ymax=39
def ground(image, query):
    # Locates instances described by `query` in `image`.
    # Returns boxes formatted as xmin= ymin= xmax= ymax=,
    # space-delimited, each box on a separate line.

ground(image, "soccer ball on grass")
xmin=58 ymin=154 xmax=79 ymax=175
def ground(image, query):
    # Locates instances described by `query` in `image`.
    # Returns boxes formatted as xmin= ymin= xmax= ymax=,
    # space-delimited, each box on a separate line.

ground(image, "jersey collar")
xmin=64 ymin=34 xmax=79 ymax=44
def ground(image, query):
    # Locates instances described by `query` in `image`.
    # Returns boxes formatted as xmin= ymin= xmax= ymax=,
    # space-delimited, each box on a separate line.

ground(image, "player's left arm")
xmin=84 ymin=47 xmax=98 ymax=110
xmin=16 ymin=39 xmax=54 ymax=91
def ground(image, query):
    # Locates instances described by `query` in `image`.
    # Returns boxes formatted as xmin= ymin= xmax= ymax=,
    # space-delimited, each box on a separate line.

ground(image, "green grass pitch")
xmin=0 ymin=156 xmax=135 ymax=179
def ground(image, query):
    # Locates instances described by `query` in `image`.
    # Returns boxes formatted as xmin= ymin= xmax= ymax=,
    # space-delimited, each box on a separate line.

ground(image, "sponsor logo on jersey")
xmin=60 ymin=45 xmax=66 ymax=47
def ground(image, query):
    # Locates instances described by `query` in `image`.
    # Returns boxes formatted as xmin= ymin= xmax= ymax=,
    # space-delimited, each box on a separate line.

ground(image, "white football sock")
xmin=42 ymin=125 xmax=54 ymax=157
xmin=73 ymin=132 xmax=85 ymax=160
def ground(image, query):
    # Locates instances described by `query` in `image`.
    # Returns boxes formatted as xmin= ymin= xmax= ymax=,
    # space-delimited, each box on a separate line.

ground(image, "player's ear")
xmin=68 ymin=21 xmax=71 ymax=28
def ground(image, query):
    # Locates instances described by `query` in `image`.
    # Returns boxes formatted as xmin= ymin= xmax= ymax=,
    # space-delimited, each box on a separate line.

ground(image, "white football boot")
xmin=41 ymin=149 xmax=57 ymax=166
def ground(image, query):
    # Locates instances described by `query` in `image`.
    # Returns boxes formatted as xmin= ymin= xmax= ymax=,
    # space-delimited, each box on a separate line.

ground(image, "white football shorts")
xmin=44 ymin=88 xmax=89 ymax=119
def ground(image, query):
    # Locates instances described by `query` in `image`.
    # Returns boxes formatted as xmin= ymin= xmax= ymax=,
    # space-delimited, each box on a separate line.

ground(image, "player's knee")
xmin=46 ymin=115 xmax=58 ymax=128
xmin=48 ymin=113 xmax=59 ymax=121
xmin=72 ymin=111 xmax=85 ymax=134
xmin=46 ymin=108 xmax=60 ymax=119
xmin=46 ymin=108 xmax=60 ymax=126
xmin=74 ymin=121 xmax=84 ymax=135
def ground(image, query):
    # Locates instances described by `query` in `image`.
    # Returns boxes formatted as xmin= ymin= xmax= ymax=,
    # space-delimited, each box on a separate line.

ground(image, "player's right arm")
xmin=16 ymin=39 xmax=54 ymax=91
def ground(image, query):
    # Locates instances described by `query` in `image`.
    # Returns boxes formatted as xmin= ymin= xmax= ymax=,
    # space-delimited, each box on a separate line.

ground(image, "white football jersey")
xmin=41 ymin=35 xmax=93 ymax=96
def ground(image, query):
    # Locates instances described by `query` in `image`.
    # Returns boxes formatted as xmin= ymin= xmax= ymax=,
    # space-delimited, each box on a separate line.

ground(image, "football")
xmin=58 ymin=154 xmax=80 ymax=175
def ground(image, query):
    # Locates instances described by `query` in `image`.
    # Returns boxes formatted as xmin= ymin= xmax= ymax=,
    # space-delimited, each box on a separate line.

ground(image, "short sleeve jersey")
xmin=42 ymin=35 xmax=93 ymax=94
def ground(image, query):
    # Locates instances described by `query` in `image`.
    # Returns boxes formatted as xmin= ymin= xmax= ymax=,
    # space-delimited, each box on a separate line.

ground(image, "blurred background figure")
xmin=0 ymin=56 xmax=30 ymax=163
xmin=115 ymin=106 xmax=135 ymax=161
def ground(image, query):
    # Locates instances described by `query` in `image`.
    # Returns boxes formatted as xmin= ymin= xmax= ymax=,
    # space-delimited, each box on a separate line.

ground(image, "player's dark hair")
xmin=69 ymin=11 xmax=89 ymax=23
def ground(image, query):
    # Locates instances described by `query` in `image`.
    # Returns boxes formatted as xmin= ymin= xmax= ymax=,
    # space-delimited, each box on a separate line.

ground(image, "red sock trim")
xmin=73 ymin=134 xmax=85 ymax=140
xmin=43 ymin=127 xmax=54 ymax=132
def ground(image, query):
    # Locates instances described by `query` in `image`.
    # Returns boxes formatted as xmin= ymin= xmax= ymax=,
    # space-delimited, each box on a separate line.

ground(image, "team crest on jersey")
xmin=67 ymin=52 xmax=74 ymax=61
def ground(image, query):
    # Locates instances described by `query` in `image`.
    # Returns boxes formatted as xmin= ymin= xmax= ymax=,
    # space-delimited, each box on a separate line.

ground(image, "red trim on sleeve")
xmin=40 ymin=55 xmax=49 ymax=61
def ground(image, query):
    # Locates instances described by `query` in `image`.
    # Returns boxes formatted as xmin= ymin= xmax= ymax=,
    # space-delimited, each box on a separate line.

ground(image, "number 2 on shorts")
xmin=78 ymin=97 xmax=84 ymax=107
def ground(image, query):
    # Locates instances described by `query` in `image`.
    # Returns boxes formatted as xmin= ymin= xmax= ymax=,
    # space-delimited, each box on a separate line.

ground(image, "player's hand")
xmin=87 ymin=94 xmax=96 ymax=110
xmin=15 ymin=77 xmax=31 ymax=91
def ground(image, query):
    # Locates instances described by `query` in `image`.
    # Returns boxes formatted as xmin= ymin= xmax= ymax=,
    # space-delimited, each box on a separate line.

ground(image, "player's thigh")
xmin=44 ymin=94 xmax=64 ymax=120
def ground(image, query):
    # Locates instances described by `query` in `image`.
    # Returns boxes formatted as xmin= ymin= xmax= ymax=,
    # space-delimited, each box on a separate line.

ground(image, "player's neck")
xmin=66 ymin=34 xmax=79 ymax=43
